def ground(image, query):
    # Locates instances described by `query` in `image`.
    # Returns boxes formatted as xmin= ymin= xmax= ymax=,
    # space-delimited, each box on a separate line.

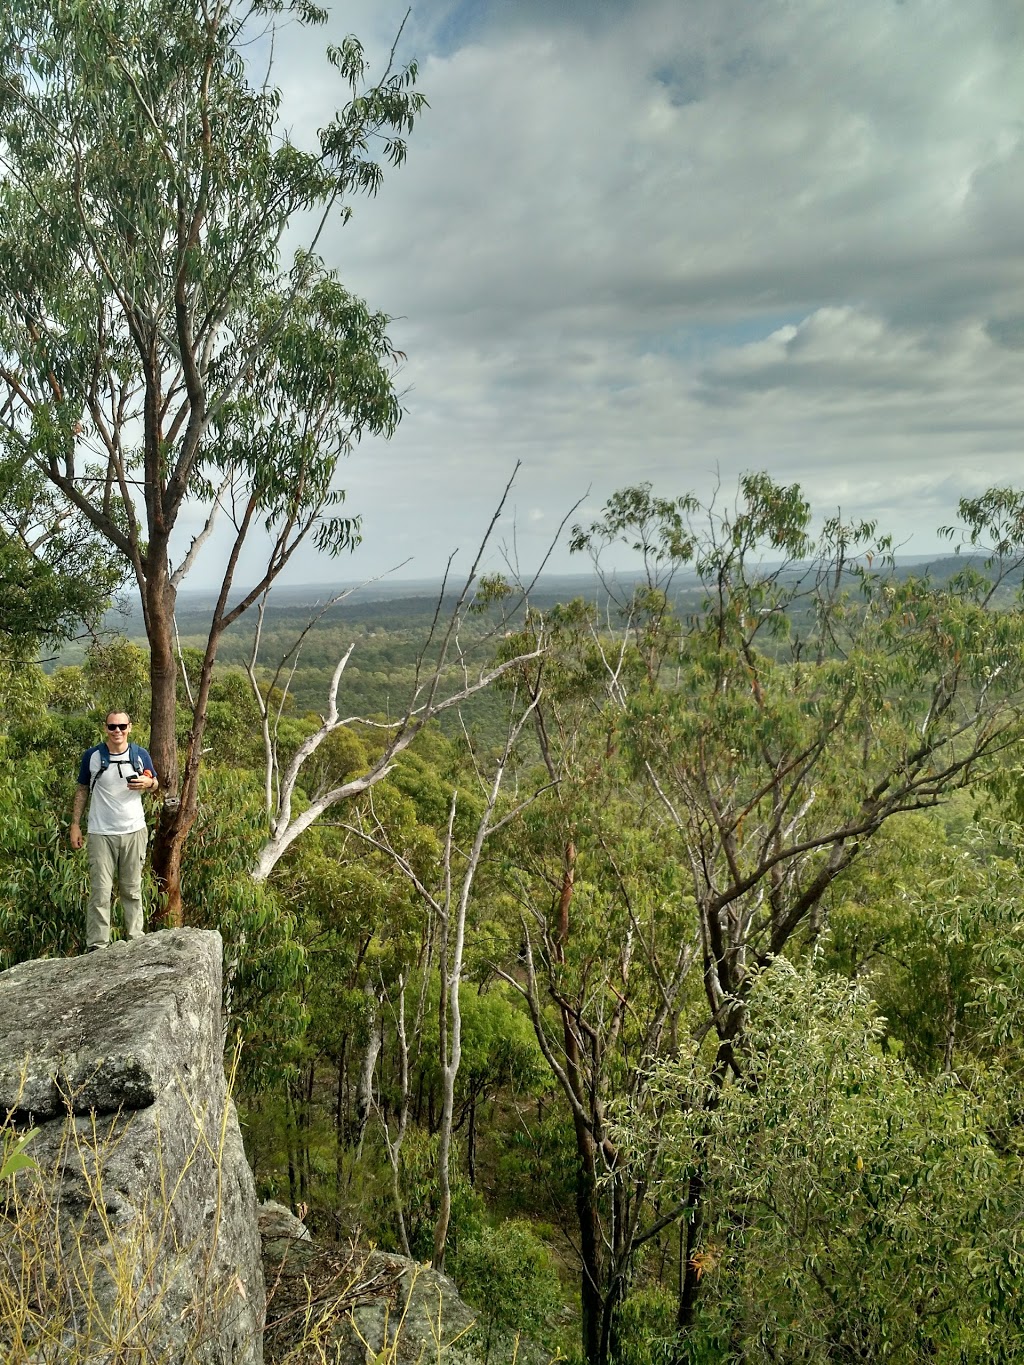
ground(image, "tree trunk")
xmin=942 ymin=984 xmax=957 ymax=1075
xmin=467 ymin=1094 xmax=477 ymax=1185
xmin=143 ymin=567 xmax=187 ymax=924
xmin=286 ymin=1083 xmax=300 ymax=1212
xmin=386 ymin=974 xmax=413 ymax=1259
xmin=303 ymin=1060 xmax=315 ymax=1201
xmin=553 ymin=841 xmax=610 ymax=1365
xmin=145 ymin=571 xmax=179 ymax=791
xmin=146 ymin=540 xmax=244 ymax=922
xmin=353 ymin=984 xmax=382 ymax=1156
xmin=573 ymin=1114 xmax=606 ymax=1365
xmin=432 ymin=899 xmax=456 ymax=1271
xmin=675 ymin=1046 xmax=730 ymax=1347
xmin=150 ymin=818 xmax=189 ymax=929
xmin=676 ymin=1168 xmax=705 ymax=1335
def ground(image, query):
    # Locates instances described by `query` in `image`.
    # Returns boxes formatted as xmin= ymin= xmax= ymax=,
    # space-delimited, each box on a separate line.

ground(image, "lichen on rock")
xmin=0 ymin=929 xmax=265 ymax=1364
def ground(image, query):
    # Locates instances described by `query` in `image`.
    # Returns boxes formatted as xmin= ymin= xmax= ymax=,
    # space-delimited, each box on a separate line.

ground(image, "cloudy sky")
xmin=228 ymin=0 xmax=1024 ymax=585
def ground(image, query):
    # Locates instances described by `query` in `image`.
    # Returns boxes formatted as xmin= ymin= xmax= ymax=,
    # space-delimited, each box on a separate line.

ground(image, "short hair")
xmin=105 ymin=710 xmax=132 ymax=724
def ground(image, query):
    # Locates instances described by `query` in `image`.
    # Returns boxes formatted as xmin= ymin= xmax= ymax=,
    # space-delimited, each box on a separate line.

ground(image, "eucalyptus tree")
xmin=0 ymin=0 xmax=424 ymax=918
xmin=0 ymin=460 xmax=123 ymax=650
xmin=568 ymin=476 xmax=1024 ymax=1341
xmin=486 ymin=476 xmax=1024 ymax=1361
xmin=572 ymin=478 xmax=1024 ymax=1069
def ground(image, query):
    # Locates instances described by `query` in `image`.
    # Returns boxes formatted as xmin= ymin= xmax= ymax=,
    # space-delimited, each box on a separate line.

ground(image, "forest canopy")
xmin=0 ymin=0 xmax=425 ymax=916
xmin=5 ymin=471 xmax=1024 ymax=1363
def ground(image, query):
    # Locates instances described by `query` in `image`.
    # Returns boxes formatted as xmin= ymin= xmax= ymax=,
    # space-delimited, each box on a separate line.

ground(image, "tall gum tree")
xmin=0 ymin=0 xmax=425 ymax=920
xmin=486 ymin=476 xmax=1024 ymax=1362
xmin=570 ymin=476 xmax=1024 ymax=1344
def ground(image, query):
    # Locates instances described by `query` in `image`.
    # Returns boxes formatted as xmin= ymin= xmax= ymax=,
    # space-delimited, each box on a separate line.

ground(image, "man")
xmin=70 ymin=711 xmax=159 ymax=951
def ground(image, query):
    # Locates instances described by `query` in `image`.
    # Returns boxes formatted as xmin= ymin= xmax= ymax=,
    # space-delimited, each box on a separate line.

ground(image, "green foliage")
xmin=492 ymin=1102 xmax=580 ymax=1227
xmin=637 ymin=961 xmax=1024 ymax=1362
xmin=80 ymin=638 xmax=151 ymax=723
xmin=371 ymin=1128 xmax=485 ymax=1262
xmin=0 ymin=649 xmax=49 ymax=727
xmin=455 ymin=1220 xmax=561 ymax=1362
xmin=47 ymin=666 xmax=93 ymax=715
xmin=819 ymin=811 xmax=1024 ymax=1114
xmin=0 ymin=462 xmax=124 ymax=649
xmin=611 ymin=1285 xmax=677 ymax=1365
xmin=200 ymin=669 xmax=267 ymax=768
xmin=180 ymin=766 xmax=307 ymax=1084
xmin=0 ymin=734 xmax=104 ymax=965
xmin=560 ymin=475 xmax=1024 ymax=1075
xmin=0 ymin=1129 xmax=39 ymax=1181
xmin=411 ymin=984 xmax=548 ymax=1113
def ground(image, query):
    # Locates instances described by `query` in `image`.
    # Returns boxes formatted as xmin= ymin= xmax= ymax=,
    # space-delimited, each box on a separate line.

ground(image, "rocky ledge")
xmin=0 ymin=930 xmax=265 ymax=1364
xmin=259 ymin=1203 xmax=479 ymax=1365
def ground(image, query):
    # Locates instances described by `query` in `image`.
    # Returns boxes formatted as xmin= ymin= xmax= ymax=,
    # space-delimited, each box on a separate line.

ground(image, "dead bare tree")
xmin=245 ymin=468 xmax=577 ymax=882
xmin=338 ymin=685 xmax=548 ymax=1270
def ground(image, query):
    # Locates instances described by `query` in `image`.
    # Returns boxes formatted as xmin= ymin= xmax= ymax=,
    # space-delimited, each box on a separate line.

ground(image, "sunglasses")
xmin=106 ymin=723 xmax=129 ymax=731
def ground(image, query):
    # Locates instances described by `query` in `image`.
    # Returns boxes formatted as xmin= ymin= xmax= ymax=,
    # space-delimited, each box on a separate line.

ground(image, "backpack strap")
xmin=88 ymin=744 xmax=110 ymax=794
xmin=88 ymin=743 xmax=144 ymax=791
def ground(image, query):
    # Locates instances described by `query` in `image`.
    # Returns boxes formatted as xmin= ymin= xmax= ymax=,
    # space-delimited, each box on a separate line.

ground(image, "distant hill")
xmin=93 ymin=552 xmax=1020 ymax=647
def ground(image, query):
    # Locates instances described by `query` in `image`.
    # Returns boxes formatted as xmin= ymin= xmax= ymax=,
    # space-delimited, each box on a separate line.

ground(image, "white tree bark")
xmin=247 ymin=464 xmax=581 ymax=882
xmin=353 ymin=980 xmax=383 ymax=1160
xmin=251 ymin=648 xmax=544 ymax=881
xmin=337 ymin=688 xmax=546 ymax=1270
xmin=431 ymin=696 xmax=541 ymax=1270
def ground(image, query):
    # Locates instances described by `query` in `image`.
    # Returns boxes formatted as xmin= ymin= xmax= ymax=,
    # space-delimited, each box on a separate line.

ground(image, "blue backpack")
xmin=87 ymin=742 xmax=146 ymax=793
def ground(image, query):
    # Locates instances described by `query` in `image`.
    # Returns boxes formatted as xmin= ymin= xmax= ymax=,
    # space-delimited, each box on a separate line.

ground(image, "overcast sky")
xmin=221 ymin=0 xmax=1024 ymax=587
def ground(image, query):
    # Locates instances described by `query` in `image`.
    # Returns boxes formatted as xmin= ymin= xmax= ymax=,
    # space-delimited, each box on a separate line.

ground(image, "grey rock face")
xmin=258 ymin=1199 xmax=313 ymax=1261
xmin=346 ymin=1251 xmax=479 ymax=1365
xmin=0 ymin=930 xmax=265 ymax=1364
xmin=261 ymin=1218 xmax=480 ymax=1365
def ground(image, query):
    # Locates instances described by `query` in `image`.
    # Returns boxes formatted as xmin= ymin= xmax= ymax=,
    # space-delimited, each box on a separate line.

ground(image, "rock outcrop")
xmin=0 ymin=929 xmax=264 ymax=1363
xmin=260 ymin=1208 xmax=479 ymax=1365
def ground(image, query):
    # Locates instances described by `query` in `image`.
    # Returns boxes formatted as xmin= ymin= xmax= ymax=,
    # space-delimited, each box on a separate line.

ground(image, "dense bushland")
xmin=5 ymin=476 xmax=1024 ymax=1364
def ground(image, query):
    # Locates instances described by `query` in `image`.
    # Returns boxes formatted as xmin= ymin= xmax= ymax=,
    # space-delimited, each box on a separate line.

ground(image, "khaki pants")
xmin=86 ymin=829 xmax=149 ymax=948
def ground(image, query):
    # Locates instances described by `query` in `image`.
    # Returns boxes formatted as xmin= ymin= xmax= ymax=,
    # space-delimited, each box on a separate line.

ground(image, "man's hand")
xmin=70 ymin=823 xmax=84 ymax=851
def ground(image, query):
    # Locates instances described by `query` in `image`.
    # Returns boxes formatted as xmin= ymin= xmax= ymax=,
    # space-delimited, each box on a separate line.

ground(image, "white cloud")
xmin=206 ymin=0 xmax=1024 ymax=587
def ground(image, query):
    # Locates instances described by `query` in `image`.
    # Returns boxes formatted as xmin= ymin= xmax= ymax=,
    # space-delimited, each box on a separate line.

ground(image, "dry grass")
xmin=0 ymin=1065 xmax=259 ymax=1364
xmin=2 ymin=1073 xmax=477 ymax=1365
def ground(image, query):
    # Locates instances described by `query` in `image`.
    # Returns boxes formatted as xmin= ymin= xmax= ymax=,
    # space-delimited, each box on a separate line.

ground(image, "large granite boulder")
xmin=260 ymin=1214 xmax=480 ymax=1365
xmin=0 ymin=929 xmax=265 ymax=1363
xmin=259 ymin=1206 xmax=556 ymax=1365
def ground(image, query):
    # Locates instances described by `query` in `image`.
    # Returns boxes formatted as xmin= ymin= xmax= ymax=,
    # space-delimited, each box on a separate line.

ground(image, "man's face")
xmin=105 ymin=713 xmax=132 ymax=753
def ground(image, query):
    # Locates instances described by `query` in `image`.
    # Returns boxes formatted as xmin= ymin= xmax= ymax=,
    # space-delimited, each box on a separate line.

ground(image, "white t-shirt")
xmin=87 ymin=756 xmax=148 ymax=836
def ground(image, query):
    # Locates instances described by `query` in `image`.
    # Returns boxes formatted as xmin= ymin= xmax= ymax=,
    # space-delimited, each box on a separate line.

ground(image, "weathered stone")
xmin=259 ymin=1199 xmax=313 ymax=1262
xmin=346 ymin=1251 xmax=479 ymax=1365
xmin=0 ymin=929 xmax=265 ymax=1364
xmin=0 ymin=932 xmax=218 ymax=1119
xmin=261 ymin=1221 xmax=481 ymax=1365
